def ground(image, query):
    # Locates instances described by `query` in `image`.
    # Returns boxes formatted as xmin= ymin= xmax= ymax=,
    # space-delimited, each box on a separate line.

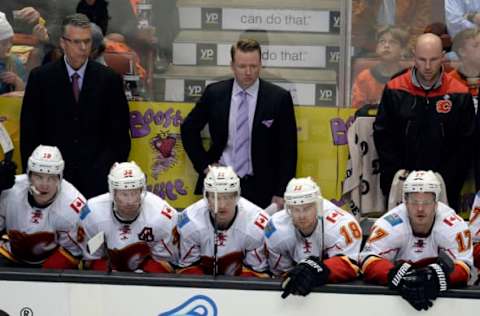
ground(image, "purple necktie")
xmin=71 ymin=72 xmax=80 ymax=102
xmin=234 ymin=90 xmax=250 ymax=177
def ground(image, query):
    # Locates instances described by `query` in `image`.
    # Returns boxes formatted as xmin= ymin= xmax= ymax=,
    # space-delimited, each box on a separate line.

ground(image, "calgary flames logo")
xmin=150 ymin=131 xmax=182 ymax=179
xmin=436 ymin=99 xmax=452 ymax=113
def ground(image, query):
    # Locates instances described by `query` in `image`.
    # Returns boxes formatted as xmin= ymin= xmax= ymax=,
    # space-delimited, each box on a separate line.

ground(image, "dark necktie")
xmin=71 ymin=72 xmax=80 ymax=102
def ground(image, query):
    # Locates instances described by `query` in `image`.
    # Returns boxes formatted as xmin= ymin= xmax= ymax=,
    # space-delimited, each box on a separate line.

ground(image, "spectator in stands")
xmin=352 ymin=0 xmax=431 ymax=55
xmin=177 ymin=166 xmax=270 ymax=277
xmin=450 ymin=28 xmax=480 ymax=193
xmin=78 ymin=161 xmax=178 ymax=273
xmin=20 ymin=14 xmax=131 ymax=199
xmin=445 ymin=0 xmax=480 ymax=37
xmin=0 ymin=12 xmax=26 ymax=94
xmin=0 ymin=145 xmax=84 ymax=269
xmin=351 ymin=26 xmax=407 ymax=108
xmin=360 ymin=170 xmax=472 ymax=311
xmin=181 ymin=38 xmax=297 ymax=209
xmin=373 ymin=33 xmax=475 ymax=211
xmin=0 ymin=1 xmax=78 ymax=65
xmin=449 ymin=28 xmax=480 ymax=111
xmin=76 ymin=0 xmax=109 ymax=35
xmin=266 ymin=177 xmax=361 ymax=298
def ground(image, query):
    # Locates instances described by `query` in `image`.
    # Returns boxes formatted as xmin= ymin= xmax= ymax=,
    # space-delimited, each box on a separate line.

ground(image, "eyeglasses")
xmin=62 ymin=36 xmax=92 ymax=46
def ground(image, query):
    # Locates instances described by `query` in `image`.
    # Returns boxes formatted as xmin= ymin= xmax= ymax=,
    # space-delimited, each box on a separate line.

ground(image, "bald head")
xmin=415 ymin=33 xmax=443 ymax=54
xmin=414 ymin=33 xmax=444 ymax=87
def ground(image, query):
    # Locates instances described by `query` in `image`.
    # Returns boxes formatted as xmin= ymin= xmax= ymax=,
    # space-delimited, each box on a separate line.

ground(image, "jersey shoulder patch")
xmin=79 ymin=204 xmax=92 ymax=220
xmin=384 ymin=213 xmax=403 ymax=227
xmin=70 ymin=196 xmax=86 ymax=214
xmin=177 ymin=212 xmax=191 ymax=229
xmin=254 ymin=212 xmax=269 ymax=230
xmin=264 ymin=220 xmax=277 ymax=238
xmin=160 ymin=207 xmax=175 ymax=220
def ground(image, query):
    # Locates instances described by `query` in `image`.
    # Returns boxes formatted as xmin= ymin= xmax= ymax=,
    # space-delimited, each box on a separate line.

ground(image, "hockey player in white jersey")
xmin=468 ymin=191 xmax=480 ymax=279
xmin=177 ymin=166 xmax=269 ymax=277
xmin=360 ymin=170 xmax=472 ymax=311
xmin=266 ymin=177 xmax=361 ymax=298
xmin=78 ymin=161 xmax=178 ymax=273
xmin=0 ymin=145 xmax=85 ymax=269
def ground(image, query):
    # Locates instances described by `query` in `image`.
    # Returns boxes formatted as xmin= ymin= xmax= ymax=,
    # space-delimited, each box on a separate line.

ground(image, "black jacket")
xmin=180 ymin=78 xmax=297 ymax=208
xmin=374 ymin=68 xmax=475 ymax=209
xmin=20 ymin=58 xmax=131 ymax=198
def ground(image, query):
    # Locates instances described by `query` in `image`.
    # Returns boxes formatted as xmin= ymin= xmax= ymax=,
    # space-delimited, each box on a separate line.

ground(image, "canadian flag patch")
xmin=70 ymin=197 xmax=86 ymax=213
xmin=161 ymin=207 xmax=174 ymax=219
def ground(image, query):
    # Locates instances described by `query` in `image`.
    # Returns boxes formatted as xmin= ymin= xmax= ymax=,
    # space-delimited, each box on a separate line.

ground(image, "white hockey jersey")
xmin=0 ymin=175 xmax=85 ymax=264
xmin=177 ymin=197 xmax=269 ymax=275
xmin=78 ymin=192 xmax=178 ymax=271
xmin=265 ymin=199 xmax=362 ymax=276
xmin=469 ymin=191 xmax=480 ymax=245
xmin=360 ymin=202 xmax=473 ymax=269
xmin=342 ymin=116 xmax=385 ymax=218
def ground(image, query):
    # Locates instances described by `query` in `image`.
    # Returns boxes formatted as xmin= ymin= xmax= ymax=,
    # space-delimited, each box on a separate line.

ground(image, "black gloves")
xmin=388 ymin=258 xmax=452 ymax=311
xmin=387 ymin=262 xmax=412 ymax=289
xmin=0 ymin=159 xmax=16 ymax=192
xmin=281 ymin=256 xmax=330 ymax=298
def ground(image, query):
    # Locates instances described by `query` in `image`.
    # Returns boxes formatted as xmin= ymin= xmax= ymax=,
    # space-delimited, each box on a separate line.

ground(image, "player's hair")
xmin=376 ymin=25 xmax=408 ymax=47
xmin=230 ymin=38 xmax=262 ymax=62
xmin=452 ymin=27 xmax=480 ymax=56
xmin=61 ymin=13 xmax=91 ymax=36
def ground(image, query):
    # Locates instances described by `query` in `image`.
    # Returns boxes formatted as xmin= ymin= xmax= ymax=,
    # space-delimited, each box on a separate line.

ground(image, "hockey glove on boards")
xmin=281 ymin=256 xmax=330 ymax=298
xmin=388 ymin=256 xmax=452 ymax=311
xmin=387 ymin=262 xmax=431 ymax=311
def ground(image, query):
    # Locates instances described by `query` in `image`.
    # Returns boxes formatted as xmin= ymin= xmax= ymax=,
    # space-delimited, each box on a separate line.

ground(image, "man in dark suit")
xmin=181 ymin=38 xmax=297 ymax=209
xmin=20 ymin=13 xmax=131 ymax=198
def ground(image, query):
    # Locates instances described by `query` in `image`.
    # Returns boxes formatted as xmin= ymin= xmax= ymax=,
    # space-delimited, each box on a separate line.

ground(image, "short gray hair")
xmin=62 ymin=13 xmax=91 ymax=36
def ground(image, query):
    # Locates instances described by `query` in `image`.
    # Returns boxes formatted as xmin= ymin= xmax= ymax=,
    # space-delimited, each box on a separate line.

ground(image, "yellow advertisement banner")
xmin=0 ymin=97 xmax=357 ymax=209
xmin=0 ymin=97 xmax=22 ymax=169
xmin=128 ymin=102 xmax=356 ymax=208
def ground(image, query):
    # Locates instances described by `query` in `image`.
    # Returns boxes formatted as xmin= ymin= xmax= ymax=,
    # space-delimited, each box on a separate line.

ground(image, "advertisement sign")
xmin=179 ymin=7 xmax=339 ymax=33
xmin=173 ymin=43 xmax=332 ymax=68
xmin=0 ymin=280 xmax=479 ymax=316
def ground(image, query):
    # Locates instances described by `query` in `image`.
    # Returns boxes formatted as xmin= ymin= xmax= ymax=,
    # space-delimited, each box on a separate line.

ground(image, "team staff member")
xmin=20 ymin=13 xmax=130 ymax=199
xmin=360 ymin=171 xmax=472 ymax=311
xmin=181 ymin=38 xmax=297 ymax=209
xmin=373 ymin=33 xmax=475 ymax=210
xmin=265 ymin=177 xmax=361 ymax=298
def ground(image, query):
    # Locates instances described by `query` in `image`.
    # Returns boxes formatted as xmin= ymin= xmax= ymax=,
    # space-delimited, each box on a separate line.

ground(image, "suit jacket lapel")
xmin=221 ymin=79 xmax=234 ymax=138
xmin=253 ymin=79 xmax=266 ymax=131
xmin=79 ymin=61 xmax=95 ymax=105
